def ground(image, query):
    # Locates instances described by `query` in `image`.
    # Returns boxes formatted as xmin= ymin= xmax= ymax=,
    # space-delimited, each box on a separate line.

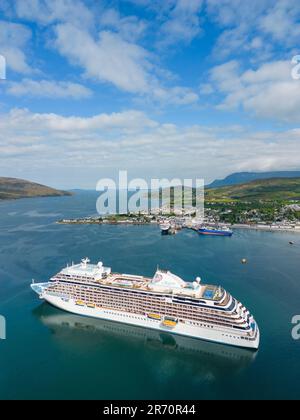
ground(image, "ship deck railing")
xmin=52 ymin=274 xmax=227 ymax=303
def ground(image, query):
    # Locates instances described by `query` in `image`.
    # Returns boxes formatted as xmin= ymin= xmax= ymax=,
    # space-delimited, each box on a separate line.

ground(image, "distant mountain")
xmin=207 ymin=171 xmax=300 ymax=189
xmin=0 ymin=177 xmax=72 ymax=200
xmin=205 ymin=177 xmax=300 ymax=202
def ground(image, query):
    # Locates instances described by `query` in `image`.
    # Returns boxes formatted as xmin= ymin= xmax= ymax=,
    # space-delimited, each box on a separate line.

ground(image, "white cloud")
xmin=53 ymin=22 xmax=199 ymax=104
xmin=207 ymin=0 xmax=270 ymax=27
xmin=125 ymin=0 xmax=177 ymax=12
xmin=206 ymin=0 xmax=300 ymax=59
xmin=100 ymin=8 xmax=147 ymax=42
xmin=0 ymin=21 xmax=32 ymax=73
xmin=152 ymin=86 xmax=199 ymax=105
xmin=159 ymin=0 xmax=203 ymax=46
xmin=206 ymin=59 xmax=300 ymax=123
xmin=54 ymin=24 xmax=151 ymax=94
xmin=1 ymin=108 xmax=300 ymax=187
xmin=1 ymin=0 xmax=199 ymax=104
xmin=259 ymin=0 xmax=300 ymax=44
xmin=115 ymin=1 xmax=203 ymax=47
xmin=6 ymin=79 xmax=93 ymax=99
xmin=119 ymin=1 xmax=300 ymax=58
xmin=14 ymin=0 xmax=93 ymax=27
xmin=0 ymin=108 xmax=157 ymax=134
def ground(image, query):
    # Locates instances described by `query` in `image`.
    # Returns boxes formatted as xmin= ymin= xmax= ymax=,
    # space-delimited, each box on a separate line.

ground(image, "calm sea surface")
xmin=0 ymin=192 xmax=300 ymax=400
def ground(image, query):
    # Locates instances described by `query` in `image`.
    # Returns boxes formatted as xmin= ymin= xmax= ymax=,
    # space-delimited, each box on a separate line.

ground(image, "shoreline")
xmin=57 ymin=219 xmax=158 ymax=226
xmin=231 ymin=224 xmax=300 ymax=234
xmin=57 ymin=218 xmax=300 ymax=234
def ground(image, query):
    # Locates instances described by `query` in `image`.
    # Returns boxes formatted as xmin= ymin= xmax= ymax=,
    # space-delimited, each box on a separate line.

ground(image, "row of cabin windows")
xmin=53 ymin=295 xmax=242 ymax=328
xmin=52 ymin=285 xmax=238 ymax=320
xmin=51 ymin=285 xmax=241 ymax=324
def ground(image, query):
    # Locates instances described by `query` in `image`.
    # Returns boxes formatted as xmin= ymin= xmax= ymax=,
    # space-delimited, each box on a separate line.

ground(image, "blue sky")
xmin=0 ymin=0 xmax=300 ymax=188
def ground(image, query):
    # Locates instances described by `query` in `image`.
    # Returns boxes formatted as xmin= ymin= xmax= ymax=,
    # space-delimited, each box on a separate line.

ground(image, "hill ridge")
xmin=0 ymin=177 xmax=72 ymax=200
xmin=205 ymin=177 xmax=300 ymax=202
xmin=208 ymin=171 xmax=300 ymax=189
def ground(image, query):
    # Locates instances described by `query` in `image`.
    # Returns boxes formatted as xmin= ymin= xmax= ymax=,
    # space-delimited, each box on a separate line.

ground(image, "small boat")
xmin=168 ymin=224 xmax=177 ymax=235
xmin=148 ymin=313 xmax=162 ymax=320
xmin=160 ymin=222 xmax=171 ymax=235
xmin=198 ymin=226 xmax=233 ymax=237
xmin=76 ymin=300 xmax=85 ymax=306
xmin=241 ymin=258 xmax=248 ymax=265
xmin=289 ymin=241 xmax=295 ymax=245
xmin=87 ymin=303 xmax=96 ymax=308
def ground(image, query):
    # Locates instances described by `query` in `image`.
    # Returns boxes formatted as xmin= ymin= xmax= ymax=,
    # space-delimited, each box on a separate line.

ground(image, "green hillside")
xmin=0 ymin=177 xmax=72 ymax=200
xmin=205 ymin=177 xmax=300 ymax=203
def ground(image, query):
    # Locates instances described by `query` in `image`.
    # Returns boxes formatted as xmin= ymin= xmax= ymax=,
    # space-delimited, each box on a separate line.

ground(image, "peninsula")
xmin=0 ymin=177 xmax=72 ymax=200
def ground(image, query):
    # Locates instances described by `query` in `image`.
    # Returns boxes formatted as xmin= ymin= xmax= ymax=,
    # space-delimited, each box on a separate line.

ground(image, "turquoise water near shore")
xmin=0 ymin=192 xmax=300 ymax=400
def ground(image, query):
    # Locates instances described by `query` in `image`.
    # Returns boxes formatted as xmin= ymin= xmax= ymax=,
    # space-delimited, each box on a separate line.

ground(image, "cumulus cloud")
xmin=54 ymin=24 xmax=151 ymax=94
xmin=159 ymin=0 xmax=203 ymax=46
xmin=100 ymin=8 xmax=147 ymax=42
xmin=0 ymin=108 xmax=157 ymax=134
xmin=206 ymin=0 xmax=300 ymax=59
xmin=259 ymin=0 xmax=300 ymax=44
xmin=152 ymin=86 xmax=199 ymax=105
xmin=1 ymin=0 xmax=299 ymax=190
xmin=1 ymin=108 xmax=300 ymax=187
xmin=125 ymin=0 xmax=203 ymax=46
xmin=53 ymin=22 xmax=199 ymax=104
xmin=0 ymin=0 xmax=199 ymax=104
xmin=6 ymin=79 xmax=93 ymax=99
xmin=14 ymin=0 xmax=93 ymax=27
xmin=205 ymin=59 xmax=300 ymax=123
xmin=0 ymin=21 xmax=32 ymax=73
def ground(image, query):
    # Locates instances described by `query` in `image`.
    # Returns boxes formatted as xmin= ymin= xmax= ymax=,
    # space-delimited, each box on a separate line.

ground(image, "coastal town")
xmin=56 ymin=177 xmax=300 ymax=234
xmin=57 ymin=202 xmax=300 ymax=234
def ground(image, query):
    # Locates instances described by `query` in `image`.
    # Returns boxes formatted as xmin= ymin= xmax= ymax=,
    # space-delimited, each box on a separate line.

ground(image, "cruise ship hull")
xmin=34 ymin=289 xmax=259 ymax=350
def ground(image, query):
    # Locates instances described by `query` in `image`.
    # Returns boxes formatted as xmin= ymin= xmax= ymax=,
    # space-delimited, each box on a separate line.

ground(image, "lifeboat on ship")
xmin=162 ymin=318 xmax=178 ymax=328
xmin=148 ymin=313 xmax=162 ymax=320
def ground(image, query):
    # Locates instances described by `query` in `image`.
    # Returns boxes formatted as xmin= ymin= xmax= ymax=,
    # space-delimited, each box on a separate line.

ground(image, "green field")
xmin=205 ymin=177 xmax=300 ymax=203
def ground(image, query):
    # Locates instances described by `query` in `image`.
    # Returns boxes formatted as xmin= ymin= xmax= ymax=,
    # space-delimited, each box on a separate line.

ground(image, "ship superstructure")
xmin=31 ymin=258 xmax=259 ymax=349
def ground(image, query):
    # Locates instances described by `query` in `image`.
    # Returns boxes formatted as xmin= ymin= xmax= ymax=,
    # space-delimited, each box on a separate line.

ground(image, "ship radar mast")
xmin=81 ymin=257 xmax=90 ymax=268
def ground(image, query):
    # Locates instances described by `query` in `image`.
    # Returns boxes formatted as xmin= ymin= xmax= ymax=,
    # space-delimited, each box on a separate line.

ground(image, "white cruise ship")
xmin=31 ymin=258 xmax=260 ymax=349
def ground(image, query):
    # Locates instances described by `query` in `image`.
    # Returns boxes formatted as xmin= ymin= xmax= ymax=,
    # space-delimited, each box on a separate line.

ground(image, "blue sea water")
xmin=0 ymin=192 xmax=300 ymax=400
